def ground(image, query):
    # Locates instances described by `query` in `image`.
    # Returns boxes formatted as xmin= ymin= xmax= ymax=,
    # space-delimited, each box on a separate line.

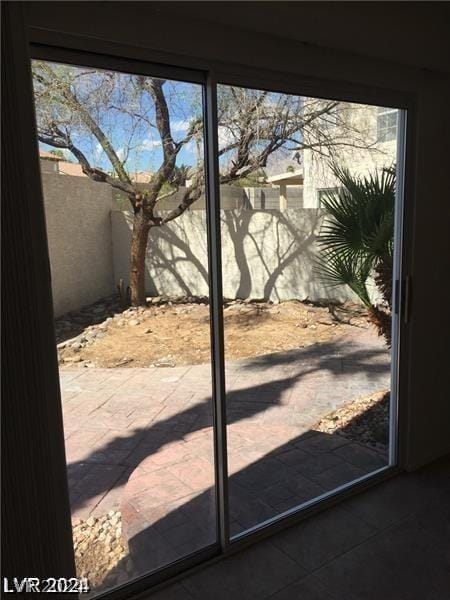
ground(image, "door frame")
xmin=25 ymin=29 xmax=414 ymax=600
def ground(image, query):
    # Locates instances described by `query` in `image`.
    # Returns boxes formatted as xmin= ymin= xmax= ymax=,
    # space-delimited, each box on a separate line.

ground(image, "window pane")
xmin=218 ymin=84 xmax=399 ymax=538
xmin=378 ymin=108 xmax=398 ymax=142
xmin=32 ymin=60 xmax=216 ymax=596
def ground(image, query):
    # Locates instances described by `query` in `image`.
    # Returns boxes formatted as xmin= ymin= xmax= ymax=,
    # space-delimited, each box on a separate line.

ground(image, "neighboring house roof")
xmin=39 ymin=151 xmax=153 ymax=183
xmin=58 ymin=162 xmax=85 ymax=177
xmin=130 ymin=171 xmax=153 ymax=183
xmin=267 ymin=169 xmax=304 ymax=185
xmin=39 ymin=151 xmax=61 ymax=161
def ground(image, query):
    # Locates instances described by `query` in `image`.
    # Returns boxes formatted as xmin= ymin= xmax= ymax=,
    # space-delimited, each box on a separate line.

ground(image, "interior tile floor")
xmin=143 ymin=455 xmax=450 ymax=600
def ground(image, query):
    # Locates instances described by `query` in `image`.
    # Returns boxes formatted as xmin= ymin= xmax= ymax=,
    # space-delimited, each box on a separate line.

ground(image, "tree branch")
xmin=160 ymin=173 xmax=204 ymax=224
xmin=37 ymin=127 xmax=135 ymax=196
xmin=37 ymin=65 xmax=133 ymax=187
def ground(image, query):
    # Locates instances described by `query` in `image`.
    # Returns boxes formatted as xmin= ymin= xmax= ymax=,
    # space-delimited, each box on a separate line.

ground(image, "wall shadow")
xmin=94 ymin=390 xmax=389 ymax=593
xmin=113 ymin=207 xmax=352 ymax=304
xmin=67 ymin=338 xmax=389 ymax=516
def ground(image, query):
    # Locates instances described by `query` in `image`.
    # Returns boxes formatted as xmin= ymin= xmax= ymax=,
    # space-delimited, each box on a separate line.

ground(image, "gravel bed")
xmin=314 ymin=389 xmax=390 ymax=452
xmin=56 ymin=293 xmax=210 ymax=367
xmin=73 ymin=510 xmax=136 ymax=595
xmin=56 ymin=294 xmax=367 ymax=369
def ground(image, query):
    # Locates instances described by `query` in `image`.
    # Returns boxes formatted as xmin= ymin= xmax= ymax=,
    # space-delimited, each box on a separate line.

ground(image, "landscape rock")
xmin=56 ymin=296 xmax=371 ymax=370
xmin=72 ymin=510 xmax=137 ymax=597
xmin=64 ymin=356 xmax=82 ymax=363
xmin=314 ymin=390 xmax=389 ymax=452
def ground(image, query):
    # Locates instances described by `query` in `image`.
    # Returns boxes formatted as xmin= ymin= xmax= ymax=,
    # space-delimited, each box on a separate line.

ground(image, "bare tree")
xmin=32 ymin=62 xmax=372 ymax=306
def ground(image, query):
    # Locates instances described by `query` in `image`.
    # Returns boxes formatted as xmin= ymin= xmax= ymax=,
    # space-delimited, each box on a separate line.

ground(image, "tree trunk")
xmin=374 ymin=257 xmax=393 ymax=310
xmin=130 ymin=212 xmax=151 ymax=306
xmin=367 ymin=305 xmax=392 ymax=348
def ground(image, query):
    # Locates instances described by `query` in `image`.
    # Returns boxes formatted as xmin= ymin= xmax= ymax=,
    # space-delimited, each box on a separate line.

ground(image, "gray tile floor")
xmin=144 ymin=455 xmax=450 ymax=600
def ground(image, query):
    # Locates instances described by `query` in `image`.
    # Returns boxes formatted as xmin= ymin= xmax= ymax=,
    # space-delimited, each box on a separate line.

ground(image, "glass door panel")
xmin=217 ymin=83 xmax=400 ymax=537
xmin=32 ymin=59 xmax=217 ymax=595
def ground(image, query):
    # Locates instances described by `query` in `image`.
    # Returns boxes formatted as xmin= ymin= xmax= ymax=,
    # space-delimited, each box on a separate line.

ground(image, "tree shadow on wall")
xmin=113 ymin=207 xmax=342 ymax=303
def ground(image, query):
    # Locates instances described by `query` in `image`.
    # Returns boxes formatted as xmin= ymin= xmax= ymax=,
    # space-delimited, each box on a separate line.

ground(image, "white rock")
xmin=64 ymin=356 xmax=82 ymax=363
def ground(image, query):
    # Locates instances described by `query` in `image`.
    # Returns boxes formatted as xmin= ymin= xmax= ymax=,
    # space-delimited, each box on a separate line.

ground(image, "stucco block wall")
xmin=246 ymin=186 xmax=303 ymax=209
xmin=42 ymin=173 xmax=375 ymax=316
xmin=41 ymin=172 xmax=115 ymax=316
xmin=40 ymin=174 xmax=320 ymax=316
xmin=116 ymin=185 xmax=248 ymax=211
xmin=111 ymin=207 xmax=360 ymax=303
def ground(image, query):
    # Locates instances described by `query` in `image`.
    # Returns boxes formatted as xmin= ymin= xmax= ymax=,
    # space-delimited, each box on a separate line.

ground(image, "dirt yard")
xmin=58 ymin=299 xmax=371 ymax=369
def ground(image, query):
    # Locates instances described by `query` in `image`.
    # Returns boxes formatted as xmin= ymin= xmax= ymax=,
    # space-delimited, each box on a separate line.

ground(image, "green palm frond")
xmin=318 ymin=165 xmax=395 ymax=263
xmin=315 ymin=250 xmax=373 ymax=307
xmin=315 ymin=163 xmax=396 ymax=345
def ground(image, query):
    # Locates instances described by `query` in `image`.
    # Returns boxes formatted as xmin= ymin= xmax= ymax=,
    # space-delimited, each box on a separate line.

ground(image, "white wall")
xmin=42 ymin=173 xmax=381 ymax=316
xmin=302 ymin=103 xmax=397 ymax=208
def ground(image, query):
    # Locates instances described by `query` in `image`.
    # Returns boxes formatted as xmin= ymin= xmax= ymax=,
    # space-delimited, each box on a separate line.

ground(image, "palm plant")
xmin=316 ymin=165 xmax=396 ymax=346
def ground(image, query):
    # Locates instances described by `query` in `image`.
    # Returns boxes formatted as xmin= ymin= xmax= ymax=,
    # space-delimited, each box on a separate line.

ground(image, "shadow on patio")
xmin=96 ymin=398 xmax=389 ymax=594
xmin=65 ymin=336 xmax=390 ymax=519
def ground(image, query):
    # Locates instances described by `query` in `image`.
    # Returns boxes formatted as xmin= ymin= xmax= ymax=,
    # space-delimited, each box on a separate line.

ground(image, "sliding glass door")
xmin=30 ymin=44 xmax=406 ymax=597
xmin=31 ymin=57 xmax=218 ymax=596
xmin=216 ymin=82 xmax=402 ymax=538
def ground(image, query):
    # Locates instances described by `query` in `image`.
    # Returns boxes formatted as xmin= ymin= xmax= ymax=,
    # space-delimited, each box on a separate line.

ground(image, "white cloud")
xmin=93 ymin=141 xmax=104 ymax=162
xmin=141 ymin=138 xmax=162 ymax=151
xmin=171 ymin=119 xmax=190 ymax=134
xmin=183 ymin=139 xmax=196 ymax=155
xmin=217 ymin=126 xmax=236 ymax=150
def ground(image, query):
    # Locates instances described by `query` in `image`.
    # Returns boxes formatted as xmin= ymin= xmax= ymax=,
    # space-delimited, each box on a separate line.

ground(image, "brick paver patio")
xmin=62 ymin=328 xmax=390 ymax=572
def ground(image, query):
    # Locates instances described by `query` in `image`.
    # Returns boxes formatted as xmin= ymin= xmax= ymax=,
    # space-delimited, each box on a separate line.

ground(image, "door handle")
xmin=403 ymin=275 xmax=412 ymax=324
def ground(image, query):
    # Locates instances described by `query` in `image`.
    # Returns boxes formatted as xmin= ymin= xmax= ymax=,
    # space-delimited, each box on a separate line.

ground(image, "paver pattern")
xmin=61 ymin=328 xmax=390 ymax=574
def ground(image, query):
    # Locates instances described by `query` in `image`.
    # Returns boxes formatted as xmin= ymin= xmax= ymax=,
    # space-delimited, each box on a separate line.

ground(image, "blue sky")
xmin=36 ymin=62 xmax=204 ymax=174
xmin=36 ymin=61 xmax=394 ymax=181
xmin=36 ymin=62 xmax=306 ymax=178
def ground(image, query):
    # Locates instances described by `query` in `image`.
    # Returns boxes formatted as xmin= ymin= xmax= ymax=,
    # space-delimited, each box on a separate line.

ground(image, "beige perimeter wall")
xmin=43 ymin=172 xmax=376 ymax=315
xmin=41 ymin=172 xmax=115 ymax=317
xmin=111 ymin=208 xmax=366 ymax=304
